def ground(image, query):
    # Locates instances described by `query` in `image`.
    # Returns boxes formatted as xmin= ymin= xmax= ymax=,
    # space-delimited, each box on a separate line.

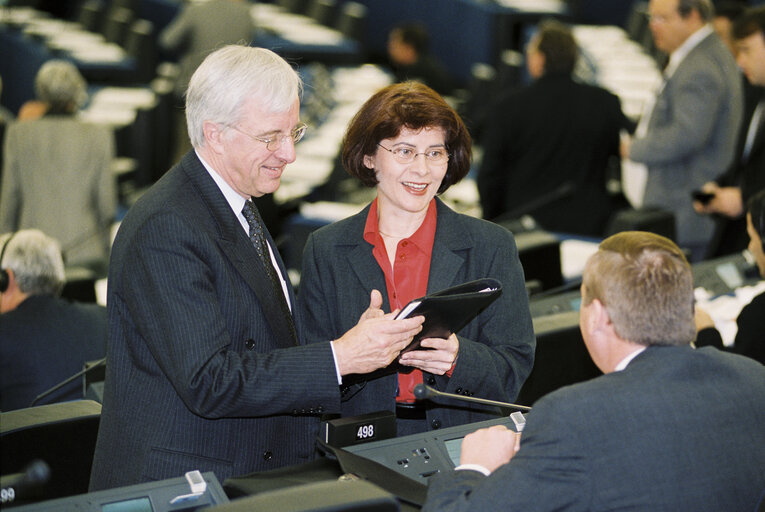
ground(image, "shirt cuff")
xmin=329 ymin=340 xmax=343 ymax=385
xmin=455 ymin=464 xmax=491 ymax=476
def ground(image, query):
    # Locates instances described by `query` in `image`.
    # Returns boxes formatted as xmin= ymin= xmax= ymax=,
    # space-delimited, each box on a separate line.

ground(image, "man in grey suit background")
xmin=90 ymin=45 xmax=424 ymax=491
xmin=159 ymin=0 xmax=256 ymax=162
xmin=422 ymin=231 xmax=765 ymax=511
xmin=622 ymin=0 xmax=743 ymax=260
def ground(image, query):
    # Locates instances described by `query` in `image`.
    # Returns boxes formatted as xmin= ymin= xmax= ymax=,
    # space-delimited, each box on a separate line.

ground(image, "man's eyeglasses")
xmin=377 ymin=143 xmax=449 ymax=165
xmin=230 ymin=123 xmax=308 ymax=152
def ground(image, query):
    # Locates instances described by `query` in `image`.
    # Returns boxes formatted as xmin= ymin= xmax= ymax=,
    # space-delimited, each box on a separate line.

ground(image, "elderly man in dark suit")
xmin=0 ymin=230 xmax=107 ymax=411
xmin=422 ymin=231 xmax=765 ymax=511
xmin=89 ymin=45 xmax=424 ymax=491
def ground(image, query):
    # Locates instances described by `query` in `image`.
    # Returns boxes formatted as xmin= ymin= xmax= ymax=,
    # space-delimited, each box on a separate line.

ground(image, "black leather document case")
xmin=395 ymin=277 xmax=502 ymax=354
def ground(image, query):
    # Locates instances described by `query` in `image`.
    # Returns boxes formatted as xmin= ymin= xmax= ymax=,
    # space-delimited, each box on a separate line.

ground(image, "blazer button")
xmin=263 ymin=451 xmax=273 ymax=461
xmin=245 ymin=339 xmax=256 ymax=350
xmin=463 ymin=389 xmax=470 ymax=396
xmin=427 ymin=376 xmax=436 ymax=385
xmin=431 ymin=419 xmax=441 ymax=429
xmin=317 ymin=405 xmax=325 ymax=413
xmin=455 ymin=387 xmax=463 ymax=394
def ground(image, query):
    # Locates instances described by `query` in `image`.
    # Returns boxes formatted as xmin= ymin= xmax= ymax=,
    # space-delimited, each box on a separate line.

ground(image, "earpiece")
xmin=0 ymin=232 xmax=17 ymax=293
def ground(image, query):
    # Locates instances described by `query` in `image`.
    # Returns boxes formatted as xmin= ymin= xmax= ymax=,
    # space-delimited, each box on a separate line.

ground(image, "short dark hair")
xmin=341 ymin=81 xmax=471 ymax=194
xmin=534 ymin=19 xmax=578 ymax=76
xmin=715 ymin=1 xmax=745 ymax=22
xmin=392 ymin=23 xmax=430 ymax=54
xmin=732 ymin=6 xmax=765 ymax=40
xmin=677 ymin=0 xmax=715 ymax=22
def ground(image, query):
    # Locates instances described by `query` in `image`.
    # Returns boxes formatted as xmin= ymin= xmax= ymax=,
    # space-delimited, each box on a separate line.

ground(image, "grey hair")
xmin=677 ymin=0 xmax=715 ymax=22
xmin=0 ymin=230 xmax=66 ymax=297
xmin=185 ymin=45 xmax=303 ymax=148
xmin=34 ymin=60 xmax=88 ymax=114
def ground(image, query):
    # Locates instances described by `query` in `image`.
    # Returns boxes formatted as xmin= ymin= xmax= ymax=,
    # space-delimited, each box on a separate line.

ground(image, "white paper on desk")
xmin=695 ymin=281 xmax=765 ymax=346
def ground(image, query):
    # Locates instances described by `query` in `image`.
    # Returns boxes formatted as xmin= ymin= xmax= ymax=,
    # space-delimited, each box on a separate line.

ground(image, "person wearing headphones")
xmin=0 ymin=230 xmax=107 ymax=411
xmin=695 ymin=187 xmax=765 ymax=365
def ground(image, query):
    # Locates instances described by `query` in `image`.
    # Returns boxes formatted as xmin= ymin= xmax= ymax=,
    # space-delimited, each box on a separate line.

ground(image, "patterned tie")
xmin=242 ymin=199 xmax=296 ymax=343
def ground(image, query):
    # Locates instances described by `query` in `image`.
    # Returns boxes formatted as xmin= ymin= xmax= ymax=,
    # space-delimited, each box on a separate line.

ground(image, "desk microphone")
xmin=0 ymin=460 xmax=50 ymax=505
xmin=30 ymin=357 xmax=107 ymax=407
xmin=413 ymin=384 xmax=531 ymax=412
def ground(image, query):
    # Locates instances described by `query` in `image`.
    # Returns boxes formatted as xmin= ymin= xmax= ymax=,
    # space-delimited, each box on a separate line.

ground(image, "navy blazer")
xmin=90 ymin=152 xmax=341 ymax=490
xmin=424 ymin=345 xmax=765 ymax=511
xmin=0 ymin=295 xmax=107 ymax=411
xmin=297 ymin=199 xmax=535 ymax=432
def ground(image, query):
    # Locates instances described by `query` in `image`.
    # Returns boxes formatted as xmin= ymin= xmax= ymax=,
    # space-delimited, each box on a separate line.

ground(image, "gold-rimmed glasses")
xmin=377 ymin=143 xmax=449 ymax=165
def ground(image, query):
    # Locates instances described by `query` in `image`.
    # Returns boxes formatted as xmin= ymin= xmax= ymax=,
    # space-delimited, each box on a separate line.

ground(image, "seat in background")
xmin=0 ymin=401 xmax=102 ymax=505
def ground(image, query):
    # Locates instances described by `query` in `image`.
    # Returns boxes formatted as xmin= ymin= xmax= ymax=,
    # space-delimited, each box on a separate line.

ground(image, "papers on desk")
xmin=494 ymin=0 xmax=567 ymax=13
xmin=299 ymin=202 xmax=366 ymax=222
xmin=695 ymin=281 xmax=765 ymax=346
xmin=251 ymin=4 xmax=345 ymax=45
xmin=560 ymin=239 xmax=600 ymax=281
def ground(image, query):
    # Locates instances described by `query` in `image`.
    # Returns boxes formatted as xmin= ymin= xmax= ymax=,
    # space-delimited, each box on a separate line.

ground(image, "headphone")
xmin=0 ymin=232 xmax=17 ymax=293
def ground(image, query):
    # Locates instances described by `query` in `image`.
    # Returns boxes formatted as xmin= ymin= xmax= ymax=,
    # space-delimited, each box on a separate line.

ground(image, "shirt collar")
xmin=665 ymin=24 xmax=713 ymax=79
xmin=196 ymin=149 xmax=249 ymax=234
xmin=614 ymin=346 xmax=647 ymax=372
xmin=363 ymin=197 xmax=438 ymax=252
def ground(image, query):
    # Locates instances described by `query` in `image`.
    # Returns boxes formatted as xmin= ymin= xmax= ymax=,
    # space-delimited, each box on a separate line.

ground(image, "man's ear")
xmin=590 ymin=298 xmax=613 ymax=334
xmin=203 ymin=121 xmax=226 ymax=153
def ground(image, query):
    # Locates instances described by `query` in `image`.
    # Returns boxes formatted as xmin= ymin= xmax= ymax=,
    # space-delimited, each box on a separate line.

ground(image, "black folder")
xmin=395 ymin=277 xmax=502 ymax=355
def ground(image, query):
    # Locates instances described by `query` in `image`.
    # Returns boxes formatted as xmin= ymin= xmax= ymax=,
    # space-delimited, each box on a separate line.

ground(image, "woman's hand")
xmin=398 ymin=333 xmax=459 ymax=375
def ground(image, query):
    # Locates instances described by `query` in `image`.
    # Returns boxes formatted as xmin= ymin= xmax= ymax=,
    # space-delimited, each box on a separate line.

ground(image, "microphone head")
xmin=26 ymin=460 xmax=50 ymax=485
xmin=413 ymin=384 xmax=429 ymax=400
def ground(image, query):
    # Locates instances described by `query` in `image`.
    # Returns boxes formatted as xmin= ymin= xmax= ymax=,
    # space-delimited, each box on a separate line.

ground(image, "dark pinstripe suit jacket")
xmin=90 ymin=152 xmax=341 ymax=490
xmin=297 ymin=199 xmax=536 ymax=432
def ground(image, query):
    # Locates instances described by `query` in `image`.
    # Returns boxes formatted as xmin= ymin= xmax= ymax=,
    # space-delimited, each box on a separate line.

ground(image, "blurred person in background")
xmin=0 ymin=60 xmax=116 ymax=275
xmin=695 ymin=5 xmax=765 ymax=256
xmin=478 ymin=20 xmax=632 ymax=237
xmin=622 ymin=0 xmax=743 ymax=260
xmin=0 ymin=230 xmax=107 ymax=411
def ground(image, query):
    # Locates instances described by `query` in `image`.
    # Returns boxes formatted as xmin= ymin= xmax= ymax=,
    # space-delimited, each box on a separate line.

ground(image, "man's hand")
xmin=693 ymin=183 xmax=743 ymax=218
xmin=460 ymin=425 xmax=520 ymax=473
xmin=707 ymin=186 xmax=744 ymax=218
xmin=398 ymin=333 xmax=459 ymax=375
xmin=333 ymin=290 xmax=424 ymax=376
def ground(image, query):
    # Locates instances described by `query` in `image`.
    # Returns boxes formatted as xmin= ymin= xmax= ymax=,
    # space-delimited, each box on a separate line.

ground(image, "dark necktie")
xmin=242 ymin=199 xmax=297 ymax=342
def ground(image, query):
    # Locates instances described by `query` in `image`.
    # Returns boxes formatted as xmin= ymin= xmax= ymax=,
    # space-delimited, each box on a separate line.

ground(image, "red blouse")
xmin=363 ymin=198 xmax=438 ymax=403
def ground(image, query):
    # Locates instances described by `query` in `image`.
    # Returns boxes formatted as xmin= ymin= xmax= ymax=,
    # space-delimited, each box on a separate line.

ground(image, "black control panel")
xmin=10 ymin=471 xmax=229 ymax=512
xmin=345 ymin=416 xmax=522 ymax=485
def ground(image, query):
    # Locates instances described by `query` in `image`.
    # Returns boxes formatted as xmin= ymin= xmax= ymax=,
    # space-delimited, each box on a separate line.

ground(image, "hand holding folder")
xmin=394 ymin=278 xmax=502 ymax=355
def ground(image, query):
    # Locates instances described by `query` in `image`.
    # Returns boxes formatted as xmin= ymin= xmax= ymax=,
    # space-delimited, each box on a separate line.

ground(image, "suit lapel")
xmin=341 ymin=199 xmax=472 ymax=302
xmin=182 ymin=152 xmax=298 ymax=347
xmin=427 ymin=199 xmax=470 ymax=294
xmin=341 ymin=206 xmax=391 ymax=311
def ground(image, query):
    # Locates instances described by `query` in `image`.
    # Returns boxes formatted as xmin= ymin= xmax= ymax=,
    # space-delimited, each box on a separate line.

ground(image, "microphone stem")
xmin=430 ymin=388 xmax=531 ymax=412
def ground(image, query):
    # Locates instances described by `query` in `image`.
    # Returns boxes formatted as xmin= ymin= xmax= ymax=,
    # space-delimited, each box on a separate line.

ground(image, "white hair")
xmin=185 ymin=46 xmax=302 ymax=148
xmin=1 ymin=230 xmax=66 ymax=296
